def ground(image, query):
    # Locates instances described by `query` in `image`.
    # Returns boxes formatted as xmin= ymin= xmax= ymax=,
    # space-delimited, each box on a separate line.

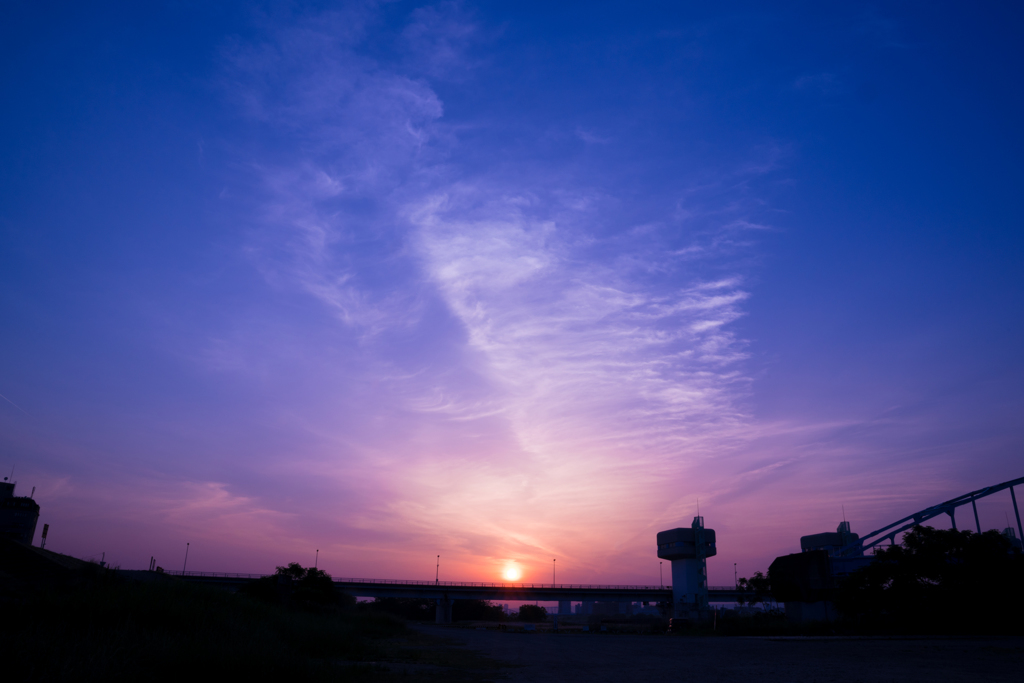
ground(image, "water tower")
xmin=657 ymin=516 xmax=716 ymax=618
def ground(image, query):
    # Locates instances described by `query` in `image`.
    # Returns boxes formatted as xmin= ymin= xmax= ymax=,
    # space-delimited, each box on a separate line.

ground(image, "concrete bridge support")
xmin=558 ymin=600 xmax=572 ymax=615
xmin=435 ymin=595 xmax=454 ymax=624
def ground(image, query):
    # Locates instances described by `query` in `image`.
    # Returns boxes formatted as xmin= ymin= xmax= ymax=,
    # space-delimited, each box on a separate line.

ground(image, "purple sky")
xmin=1 ymin=2 xmax=1022 ymax=583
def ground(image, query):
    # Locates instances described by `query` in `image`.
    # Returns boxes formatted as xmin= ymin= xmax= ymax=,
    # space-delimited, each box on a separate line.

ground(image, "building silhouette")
xmin=800 ymin=521 xmax=862 ymax=556
xmin=0 ymin=480 xmax=40 ymax=545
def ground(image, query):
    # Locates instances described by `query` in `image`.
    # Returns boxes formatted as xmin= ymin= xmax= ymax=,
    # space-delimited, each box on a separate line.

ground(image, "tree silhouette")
xmin=518 ymin=604 xmax=547 ymax=622
xmin=240 ymin=562 xmax=354 ymax=612
xmin=837 ymin=525 xmax=1024 ymax=633
xmin=737 ymin=571 xmax=773 ymax=610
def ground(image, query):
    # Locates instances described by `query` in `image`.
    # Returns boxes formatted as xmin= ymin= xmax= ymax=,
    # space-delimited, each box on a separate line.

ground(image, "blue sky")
xmin=1 ymin=1 xmax=1022 ymax=581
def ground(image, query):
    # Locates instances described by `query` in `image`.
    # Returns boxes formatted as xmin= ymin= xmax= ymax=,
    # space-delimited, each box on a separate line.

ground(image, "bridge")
xmin=837 ymin=475 xmax=1024 ymax=556
xmin=171 ymin=572 xmax=746 ymax=622
xmin=173 ymin=475 xmax=1024 ymax=623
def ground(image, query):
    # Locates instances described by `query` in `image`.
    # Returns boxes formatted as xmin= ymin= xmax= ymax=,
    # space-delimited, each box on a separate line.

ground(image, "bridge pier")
xmin=558 ymin=600 xmax=571 ymax=615
xmin=435 ymin=595 xmax=454 ymax=624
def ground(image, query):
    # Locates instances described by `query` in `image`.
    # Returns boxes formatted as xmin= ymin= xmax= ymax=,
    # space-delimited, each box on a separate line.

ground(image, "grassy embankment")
xmin=0 ymin=554 xmax=503 ymax=682
xmin=1 ymin=570 xmax=403 ymax=681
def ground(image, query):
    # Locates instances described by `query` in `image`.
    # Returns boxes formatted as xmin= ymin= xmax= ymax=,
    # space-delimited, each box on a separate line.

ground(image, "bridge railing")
xmin=167 ymin=571 xmax=270 ymax=579
xmin=166 ymin=571 xmax=737 ymax=592
xmin=330 ymin=578 xmax=673 ymax=589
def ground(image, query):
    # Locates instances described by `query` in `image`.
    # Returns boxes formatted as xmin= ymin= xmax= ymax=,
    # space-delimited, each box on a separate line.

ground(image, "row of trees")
xmin=836 ymin=526 xmax=1023 ymax=632
xmin=240 ymin=564 xmax=546 ymax=622
xmin=738 ymin=526 xmax=1024 ymax=633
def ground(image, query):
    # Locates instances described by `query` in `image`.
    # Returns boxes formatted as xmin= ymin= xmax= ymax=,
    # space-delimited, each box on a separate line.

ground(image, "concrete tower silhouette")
xmin=657 ymin=516 xmax=717 ymax=619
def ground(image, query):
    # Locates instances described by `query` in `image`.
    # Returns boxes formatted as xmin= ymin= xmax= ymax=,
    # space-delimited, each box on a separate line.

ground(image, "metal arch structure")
xmin=838 ymin=475 xmax=1024 ymax=557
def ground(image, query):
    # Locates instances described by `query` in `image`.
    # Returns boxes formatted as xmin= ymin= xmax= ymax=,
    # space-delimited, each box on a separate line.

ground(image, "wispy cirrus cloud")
xmin=7 ymin=1 xmax=1020 ymax=587
xmin=401 ymin=1 xmax=484 ymax=79
xmin=408 ymin=188 xmax=752 ymax=461
xmin=221 ymin=7 xmax=448 ymax=331
xmin=207 ymin=3 xmax=790 ymax=579
xmin=574 ymin=126 xmax=612 ymax=145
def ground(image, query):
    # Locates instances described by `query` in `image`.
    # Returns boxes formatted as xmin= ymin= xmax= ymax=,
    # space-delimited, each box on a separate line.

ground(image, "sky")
xmin=1 ymin=1 xmax=1022 ymax=584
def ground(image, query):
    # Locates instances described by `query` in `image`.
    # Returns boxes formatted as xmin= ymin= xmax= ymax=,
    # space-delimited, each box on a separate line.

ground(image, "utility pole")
xmin=553 ymin=558 xmax=556 ymax=584
xmin=182 ymin=542 xmax=189 ymax=574
xmin=435 ymin=555 xmax=440 ymax=584
xmin=315 ymin=549 xmax=319 ymax=570
xmin=659 ymin=561 xmax=663 ymax=588
xmin=734 ymin=563 xmax=737 ymax=588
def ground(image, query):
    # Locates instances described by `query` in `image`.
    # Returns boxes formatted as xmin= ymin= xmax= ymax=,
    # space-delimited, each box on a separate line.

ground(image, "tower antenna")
xmin=842 ymin=505 xmax=847 ymax=523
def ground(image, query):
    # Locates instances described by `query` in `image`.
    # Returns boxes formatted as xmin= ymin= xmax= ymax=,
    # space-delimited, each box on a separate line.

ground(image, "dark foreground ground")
xmin=3 ymin=538 xmax=1020 ymax=682
xmin=417 ymin=624 xmax=1024 ymax=683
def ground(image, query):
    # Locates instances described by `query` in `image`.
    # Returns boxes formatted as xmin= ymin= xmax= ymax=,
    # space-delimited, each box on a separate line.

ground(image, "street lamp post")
xmin=182 ymin=542 xmax=189 ymax=574
xmin=435 ymin=555 xmax=440 ymax=584
xmin=553 ymin=559 xmax=556 ymax=584
xmin=659 ymin=561 xmax=663 ymax=588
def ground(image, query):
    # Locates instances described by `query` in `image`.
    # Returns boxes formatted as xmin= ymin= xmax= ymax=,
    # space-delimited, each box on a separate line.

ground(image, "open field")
xmin=0 ymin=540 xmax=501 ymax=682
xmin=423 ymin=624 xmax=1024 ymax=683
xmin=4 ymin=539 xmax=1021 ymax=682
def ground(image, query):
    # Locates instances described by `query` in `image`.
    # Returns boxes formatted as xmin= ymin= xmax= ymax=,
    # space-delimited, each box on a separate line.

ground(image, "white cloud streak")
xmin=408 ymin=189 xmax=751 ymax=464
xmin=216 ymin=4 xmax=787 ymax=578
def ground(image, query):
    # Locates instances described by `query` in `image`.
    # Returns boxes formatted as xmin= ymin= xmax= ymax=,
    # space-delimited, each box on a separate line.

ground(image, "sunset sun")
xmin=502 ymin=566 xmax=522 ymax=581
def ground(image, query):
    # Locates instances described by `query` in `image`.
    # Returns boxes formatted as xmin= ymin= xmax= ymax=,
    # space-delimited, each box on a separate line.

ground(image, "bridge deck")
xmin=169 ymin=572 xmax=745 ymax=602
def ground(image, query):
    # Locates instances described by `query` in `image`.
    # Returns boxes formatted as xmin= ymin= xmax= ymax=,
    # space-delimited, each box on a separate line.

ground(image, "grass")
xmin=0 ymin=571 xmax=408 ymax=682
xmin=372 ymin=628 xmax=510 ymax=680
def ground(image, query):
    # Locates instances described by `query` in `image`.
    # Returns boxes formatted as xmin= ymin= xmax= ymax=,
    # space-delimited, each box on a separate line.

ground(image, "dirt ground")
xmin=414 ymin=624 xmax=1024 ymax=683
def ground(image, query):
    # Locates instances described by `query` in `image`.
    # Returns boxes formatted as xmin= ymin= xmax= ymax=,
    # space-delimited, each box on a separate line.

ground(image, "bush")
xmin=357 ymin=597 xmax=436 ymax=621
xmin=518 ymin=604 xmax=547 ymax=622
xmin=453 ymin=599 xmax=506 ymax=622
xmin=240 ymin=562 xmax=355 ymax=613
